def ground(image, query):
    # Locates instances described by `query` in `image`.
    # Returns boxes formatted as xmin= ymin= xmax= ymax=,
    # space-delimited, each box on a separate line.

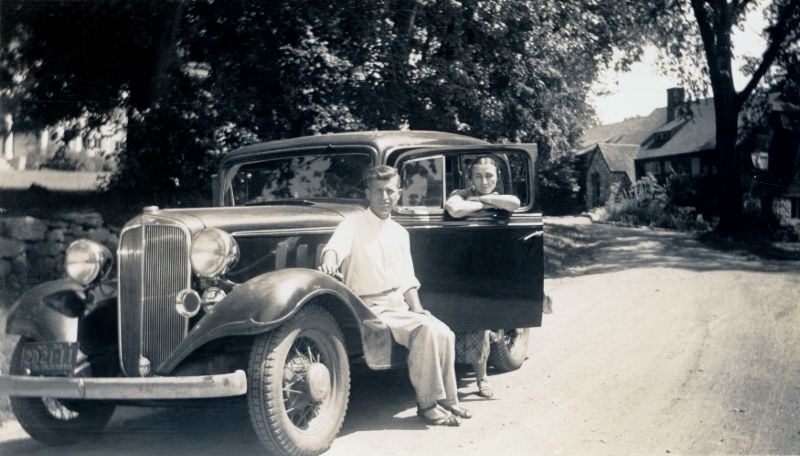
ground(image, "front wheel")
xmin=9 ymin=339 xmax=115 ymax=445
xmin=488 ymin=328 xmax=530 ymax=372
xmin=247 ymin=305 xmax=350 ymax=456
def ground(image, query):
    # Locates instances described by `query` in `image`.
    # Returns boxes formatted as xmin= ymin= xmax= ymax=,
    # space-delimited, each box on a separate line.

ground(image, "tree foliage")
xmin=2 ymin=0 xmax=668 ymax=210
xmin=643 ymin=0 xmax=800 ymax=232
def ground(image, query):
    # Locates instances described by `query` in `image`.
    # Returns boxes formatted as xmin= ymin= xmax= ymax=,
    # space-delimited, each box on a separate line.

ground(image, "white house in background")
xmin=0 ymin=109 xmax=125 ymax=171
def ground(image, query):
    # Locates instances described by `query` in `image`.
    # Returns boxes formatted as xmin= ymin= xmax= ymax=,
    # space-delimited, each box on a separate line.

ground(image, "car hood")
xmin=123 ymin=202 xmax=366 ymax=235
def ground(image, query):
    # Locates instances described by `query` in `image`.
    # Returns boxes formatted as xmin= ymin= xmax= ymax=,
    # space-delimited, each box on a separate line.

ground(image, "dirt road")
xmin=1 ymin=219 xmax=799 ymax=455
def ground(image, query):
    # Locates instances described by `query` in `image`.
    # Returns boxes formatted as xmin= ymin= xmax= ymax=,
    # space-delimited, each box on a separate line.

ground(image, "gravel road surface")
xmin=1 ymin=219 xmax=799 ymax=455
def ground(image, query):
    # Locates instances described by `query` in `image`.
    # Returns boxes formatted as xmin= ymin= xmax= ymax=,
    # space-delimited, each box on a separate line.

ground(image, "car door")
xmin=389 ymin=145 xmax=543 ymax=332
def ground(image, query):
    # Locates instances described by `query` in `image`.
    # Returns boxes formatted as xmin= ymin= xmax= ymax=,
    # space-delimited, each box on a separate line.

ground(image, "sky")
xmin=589 ymin=5 xmax=769 ymax=125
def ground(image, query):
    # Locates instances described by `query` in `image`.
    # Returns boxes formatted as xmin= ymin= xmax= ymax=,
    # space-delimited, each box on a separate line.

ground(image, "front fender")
xmin=6 ymin=279 xmax=86 ymax=342
xmin=159 ymin=268 xmax=384 ymax=373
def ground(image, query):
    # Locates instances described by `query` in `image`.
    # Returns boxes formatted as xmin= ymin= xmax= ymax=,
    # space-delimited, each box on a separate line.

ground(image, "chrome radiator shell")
xmin=117 ymin=222 xmax=191 ymax=376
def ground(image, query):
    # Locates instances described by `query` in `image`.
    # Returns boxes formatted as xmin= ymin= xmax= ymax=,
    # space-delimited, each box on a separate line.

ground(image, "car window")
xmin=229 ymin=151 xmax=372 ymax=205
xmin=507 ymin=150 xmax=532 ymax=206
xmin=451 ymin=151 xmax=530 ymax=207
xmin=397 ymin=155 xmax=445 ymax=212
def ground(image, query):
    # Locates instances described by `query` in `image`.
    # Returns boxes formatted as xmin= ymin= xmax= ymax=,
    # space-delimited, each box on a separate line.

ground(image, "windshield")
xmin=229 ymin=151 xmax=372 ymax=206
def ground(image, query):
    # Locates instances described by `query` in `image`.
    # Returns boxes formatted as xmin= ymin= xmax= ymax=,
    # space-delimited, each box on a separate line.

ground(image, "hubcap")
xmin=306 ymin=363 xmax=331 ymax=402
xmin=282 ymin=336 xmax=331 ymax=429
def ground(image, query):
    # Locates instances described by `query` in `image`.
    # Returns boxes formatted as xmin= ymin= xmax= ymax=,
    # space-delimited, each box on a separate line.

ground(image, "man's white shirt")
xmin=322 ymin=208 xmax=421 ymax=298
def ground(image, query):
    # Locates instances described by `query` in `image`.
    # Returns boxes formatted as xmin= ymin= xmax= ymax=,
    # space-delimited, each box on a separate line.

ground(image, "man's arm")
xmin=319 ymin=217 xmax=354 ymax=277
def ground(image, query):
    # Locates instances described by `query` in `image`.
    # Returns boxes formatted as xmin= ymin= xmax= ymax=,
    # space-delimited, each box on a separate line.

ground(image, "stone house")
xmin=578 ymin=87 xmax=800 ymax=231
xmin=576 ymin=143 xmax=638 ymax=210
xmin=577 ymin=88 xmax=690 ymax=210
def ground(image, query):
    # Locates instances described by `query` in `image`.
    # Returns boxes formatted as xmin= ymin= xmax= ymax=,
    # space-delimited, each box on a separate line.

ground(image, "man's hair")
xmin=364 ymin=165 xmax=399 ymax=187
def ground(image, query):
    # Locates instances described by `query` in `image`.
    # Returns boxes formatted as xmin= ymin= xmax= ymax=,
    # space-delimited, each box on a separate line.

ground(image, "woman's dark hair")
xmin=468 ymin=156 xmax=498 ymax=177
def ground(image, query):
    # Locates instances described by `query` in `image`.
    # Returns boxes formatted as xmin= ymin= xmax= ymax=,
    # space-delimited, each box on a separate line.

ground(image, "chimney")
xmin=667 ymin=87 xmax=685 ymax=122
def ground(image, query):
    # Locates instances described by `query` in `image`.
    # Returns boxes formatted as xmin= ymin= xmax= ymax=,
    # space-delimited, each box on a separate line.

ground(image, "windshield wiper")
xmin=243 ymin=198 xmax=315 ymax=207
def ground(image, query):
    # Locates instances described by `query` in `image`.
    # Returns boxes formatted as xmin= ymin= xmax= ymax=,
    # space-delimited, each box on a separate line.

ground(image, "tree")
xmin=2 ymin=0 xmax=671 ymax=212
xmin=647 ymin=0 xmax=800 ymax=232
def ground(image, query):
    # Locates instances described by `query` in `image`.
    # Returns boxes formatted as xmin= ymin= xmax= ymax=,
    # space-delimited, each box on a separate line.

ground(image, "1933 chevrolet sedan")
xmin=0 ymin=131 xmax=544 ymax=456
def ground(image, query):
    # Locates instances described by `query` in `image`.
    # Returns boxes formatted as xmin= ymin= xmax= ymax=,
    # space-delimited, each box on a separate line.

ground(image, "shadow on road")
xmin=0 ymin=367 xmax=491 ymax=454
xmin=545 ymin=220 xmax=800 ymax=278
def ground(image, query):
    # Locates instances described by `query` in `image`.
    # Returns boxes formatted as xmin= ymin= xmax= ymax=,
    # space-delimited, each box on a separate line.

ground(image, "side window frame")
xmin=395 ymin=154 xmax=447 ymax=215
xmin=388 ymin=144 xmax=536 ymax=215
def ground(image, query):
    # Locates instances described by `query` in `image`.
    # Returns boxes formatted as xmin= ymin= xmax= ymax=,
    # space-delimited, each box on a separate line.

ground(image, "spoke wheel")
xmin=488 ymin=328 xmax=530 ymax=372
xmin=9 ymin=339 xmax=115 ymax=446
xmin=248 ymin=305 xmax=350 ymax=456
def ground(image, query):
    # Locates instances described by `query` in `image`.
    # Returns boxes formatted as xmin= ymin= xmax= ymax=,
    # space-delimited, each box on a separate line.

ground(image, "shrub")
xmin=604 ymin=175 xmax=713 ymax=232
xmin=538 ymin=154 xmax=582 ymax=215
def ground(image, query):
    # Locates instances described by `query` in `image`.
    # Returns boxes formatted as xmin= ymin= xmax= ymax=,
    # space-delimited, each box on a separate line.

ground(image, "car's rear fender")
xmin=158 ymin=268 xmax=401 ymax=374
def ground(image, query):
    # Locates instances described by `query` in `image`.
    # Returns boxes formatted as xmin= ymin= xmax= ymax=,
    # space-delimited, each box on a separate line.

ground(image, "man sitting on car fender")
xmin=320 ymin=165 xmax=470 ymax=426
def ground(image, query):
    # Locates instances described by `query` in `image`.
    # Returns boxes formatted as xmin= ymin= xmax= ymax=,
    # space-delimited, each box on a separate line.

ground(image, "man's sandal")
xmin=477 ymin=381 xmax=494 ymax=399
xmin=438 ymin=401 xmax=472 ymax=419
xmin=417 ymin=404 xmax=460 ymax=426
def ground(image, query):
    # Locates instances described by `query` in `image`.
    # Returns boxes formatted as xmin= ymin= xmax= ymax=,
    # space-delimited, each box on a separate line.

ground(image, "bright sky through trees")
xmin=590 ymin=2 xmax=768 ymax=125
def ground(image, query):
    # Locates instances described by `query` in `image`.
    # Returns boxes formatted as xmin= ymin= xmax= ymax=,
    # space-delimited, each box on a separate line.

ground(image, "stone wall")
xmin=0 ymin=212 xmax=119 ymax=294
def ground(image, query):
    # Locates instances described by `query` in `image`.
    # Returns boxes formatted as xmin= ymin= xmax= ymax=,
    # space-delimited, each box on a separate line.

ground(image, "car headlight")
xmin=190 ymin=228 xmax=239 ymax=278
xmin=65 ymin=240 xmax=113 ymax=285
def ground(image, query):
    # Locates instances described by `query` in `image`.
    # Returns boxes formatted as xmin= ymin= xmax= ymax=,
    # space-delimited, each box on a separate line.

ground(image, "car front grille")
xmin=118 ymin=223 xmax=190 ymax=376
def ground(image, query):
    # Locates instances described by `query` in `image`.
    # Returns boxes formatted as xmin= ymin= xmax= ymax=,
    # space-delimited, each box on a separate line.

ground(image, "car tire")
xmin=247 ymin=305 xmax=350 ymax=456
xmin=9 ymin=338 xmax=115 ymax=445
xmin=488 ymin=328 xmax=530 ymax=372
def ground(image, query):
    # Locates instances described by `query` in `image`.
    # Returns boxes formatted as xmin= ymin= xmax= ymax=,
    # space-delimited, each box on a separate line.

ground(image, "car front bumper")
xmin=0 ymin=370 xmax=247 ymax=400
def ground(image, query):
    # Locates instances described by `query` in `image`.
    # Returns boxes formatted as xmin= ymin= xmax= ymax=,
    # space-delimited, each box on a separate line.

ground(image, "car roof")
xmin=223 ymin=130 xmax=489 ymax=163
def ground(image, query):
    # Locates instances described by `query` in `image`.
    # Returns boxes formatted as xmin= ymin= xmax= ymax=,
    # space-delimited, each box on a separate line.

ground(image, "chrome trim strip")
xmin=523 ymin=231 xmax=544 ymax=241
xmin=402 ymin=222 xmax=544 ymax=230
xmin=0 ymin=370 xmax=247 ymax=399
xmin=117 ymin=223 xmax=143 ymax=377
xmin=234 ymin=221 xmax=542 ymax=236
xmin=233 ymin=213 xmax=543 ymax=237
xmin=233 ymin=227 xmax=337 ymax=237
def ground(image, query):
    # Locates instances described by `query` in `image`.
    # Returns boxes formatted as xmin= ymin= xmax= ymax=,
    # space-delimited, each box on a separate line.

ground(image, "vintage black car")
xmin=1 ymin=131 xmax=544 ymax=455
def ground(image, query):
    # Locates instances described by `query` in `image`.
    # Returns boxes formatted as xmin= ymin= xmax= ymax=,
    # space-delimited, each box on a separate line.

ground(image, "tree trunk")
xmin=714 ymin=90 xmax=742 ymax=234
xmin=689 ymin=0 xmax=744 ymax=234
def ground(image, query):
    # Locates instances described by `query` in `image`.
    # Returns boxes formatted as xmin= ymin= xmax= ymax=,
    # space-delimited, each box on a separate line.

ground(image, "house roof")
xmin=579 ymin=98 xmax=721 ymax=164
xmin=597 ymin=144 xmax=638 ymax=181
xmin=580 ymin=108 xmax=667 ymax=146
xmin=637 ymin=100 xmax=717 ymax=160
xmin=0 ymin=170 xmax=109 ymax=192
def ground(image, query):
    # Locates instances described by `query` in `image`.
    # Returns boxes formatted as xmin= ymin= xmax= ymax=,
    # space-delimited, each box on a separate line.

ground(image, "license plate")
xmin=20 ymin=342 xmax=79 ymax=375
